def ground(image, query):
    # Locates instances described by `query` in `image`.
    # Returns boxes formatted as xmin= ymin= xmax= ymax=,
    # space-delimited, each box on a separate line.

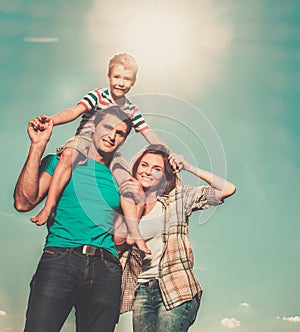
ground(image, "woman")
xmin=114 ymin=144 xmax=236 ymax=332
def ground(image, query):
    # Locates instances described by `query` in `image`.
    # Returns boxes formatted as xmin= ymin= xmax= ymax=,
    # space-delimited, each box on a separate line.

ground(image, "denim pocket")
xmin=134 ymin=283 xmax=141 ymax=297
xmin=40 ymin=247 xmax=68 ymax=262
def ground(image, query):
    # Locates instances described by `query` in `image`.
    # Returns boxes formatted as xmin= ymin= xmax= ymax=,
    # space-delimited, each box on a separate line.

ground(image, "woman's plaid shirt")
xmin=120 ymin=185 xmax=223 ymax=313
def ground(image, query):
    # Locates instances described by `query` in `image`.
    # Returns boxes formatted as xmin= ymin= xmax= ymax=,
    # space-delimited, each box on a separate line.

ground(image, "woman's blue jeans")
xmin=133 ymin=279 xmax=200 ymax=332
xmin=24 ymin=247 xmax=122 ymax=332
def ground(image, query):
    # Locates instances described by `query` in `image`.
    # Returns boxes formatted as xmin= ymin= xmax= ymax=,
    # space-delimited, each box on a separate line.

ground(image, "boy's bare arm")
xmin=50 ymin=104 xmax=86 ymax=126
xmin=141 ymin=128 xmax=166 ymax=146
xmin=141 ymin=129 xmax=182 ymax=172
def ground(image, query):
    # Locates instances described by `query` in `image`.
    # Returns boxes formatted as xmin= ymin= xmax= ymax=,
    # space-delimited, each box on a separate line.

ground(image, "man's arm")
xmin=13 ymin=118 xmax=54 ymax=211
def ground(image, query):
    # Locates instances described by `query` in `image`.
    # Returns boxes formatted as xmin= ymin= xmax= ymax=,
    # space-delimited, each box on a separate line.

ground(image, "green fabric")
xmin=41 ymin=154 xmax=120 ymax=257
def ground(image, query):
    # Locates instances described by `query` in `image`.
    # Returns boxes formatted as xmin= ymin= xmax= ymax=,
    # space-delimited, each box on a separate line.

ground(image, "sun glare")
xmin=86 ymin=0 xmax=233 ymax=95
xmin=126 ymin=6 xmax=189 ymax=70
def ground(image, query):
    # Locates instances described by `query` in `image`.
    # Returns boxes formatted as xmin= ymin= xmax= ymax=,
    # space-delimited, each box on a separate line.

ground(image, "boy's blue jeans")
xmin=133 ymin=279 xmax=200 ymax=332
xmin=24 ymin=246 xmax=122 ymax=332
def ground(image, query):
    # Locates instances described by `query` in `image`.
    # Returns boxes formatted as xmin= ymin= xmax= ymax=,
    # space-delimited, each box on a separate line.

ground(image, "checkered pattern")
xmin=120 ymin=185 xmax=223 ymax=313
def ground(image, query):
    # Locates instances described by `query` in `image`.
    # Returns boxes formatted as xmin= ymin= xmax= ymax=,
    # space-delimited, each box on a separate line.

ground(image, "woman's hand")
xmin=118 ymin=177 xmax=146 ymax=205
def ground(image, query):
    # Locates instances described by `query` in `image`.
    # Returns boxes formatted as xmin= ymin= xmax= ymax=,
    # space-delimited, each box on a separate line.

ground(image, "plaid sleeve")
xmin=183 ymin=185 xmax=223 ymax=217
xmin=120 ymin=246 xmax=142 ymax=314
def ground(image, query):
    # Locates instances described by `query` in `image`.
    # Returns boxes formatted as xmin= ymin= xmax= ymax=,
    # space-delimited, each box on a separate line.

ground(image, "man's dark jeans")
xmin=24 ymin=246 xmax=122 ymax=332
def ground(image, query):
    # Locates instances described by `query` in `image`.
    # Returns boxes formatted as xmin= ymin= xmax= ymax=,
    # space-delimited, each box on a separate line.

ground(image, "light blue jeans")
xmin=133 ymin=279 xmax=200 ymax=332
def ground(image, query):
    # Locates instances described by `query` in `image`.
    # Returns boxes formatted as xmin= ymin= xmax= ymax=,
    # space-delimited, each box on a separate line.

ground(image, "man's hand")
xmin=28 ymin=116 xmax=53 ymax=144
xmin=14 ymin=117 xmax=53 ymax=212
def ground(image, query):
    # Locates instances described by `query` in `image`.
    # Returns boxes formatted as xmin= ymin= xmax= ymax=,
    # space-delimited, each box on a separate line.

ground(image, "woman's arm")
xmin=179 ymin=156 xmax=236 ymax=200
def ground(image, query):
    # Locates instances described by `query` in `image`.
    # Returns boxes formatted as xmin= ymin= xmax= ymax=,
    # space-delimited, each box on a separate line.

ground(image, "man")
xmin=14 ymin=106 xmax=132 ymax=332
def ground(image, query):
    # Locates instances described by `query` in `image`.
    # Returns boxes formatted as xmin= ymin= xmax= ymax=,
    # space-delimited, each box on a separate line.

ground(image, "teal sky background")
xmin=1 ymin=1 xmax=300 ymax=331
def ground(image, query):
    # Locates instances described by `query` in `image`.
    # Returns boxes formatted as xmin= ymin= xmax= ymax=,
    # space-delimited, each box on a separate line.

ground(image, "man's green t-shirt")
xmin=42 ymin=154 xmax=120 ymax=257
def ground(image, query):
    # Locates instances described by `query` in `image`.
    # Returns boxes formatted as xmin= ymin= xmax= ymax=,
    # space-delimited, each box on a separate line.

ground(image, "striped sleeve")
xmin=78 ymin=89 xmax=102 ymax=111
xmin=131 ymin=107 xmax=150 ymax=133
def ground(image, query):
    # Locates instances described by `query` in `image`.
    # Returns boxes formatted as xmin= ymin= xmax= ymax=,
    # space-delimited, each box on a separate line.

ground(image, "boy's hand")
xmin=168 ymin=153 xmax=184 ymax=173
xmin=31 ymin=115 xmax=51 ymax=131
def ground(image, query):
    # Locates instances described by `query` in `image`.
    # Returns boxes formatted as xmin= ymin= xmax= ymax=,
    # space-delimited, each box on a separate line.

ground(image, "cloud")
xmin=193 ymin=263 xmax=208 ymax=271
xmin=240 ymin=302 xmax=250 ymax=308
xmin=0 ymin=212 xmax=18 ymax=218
xmin=277 ymin=316 xmax=300 ymax=322
xmin=220 ymin=317 xmax=241 ymax=328
xmin=0 ymin=310 xmax=7 ymax=316
xmin=0 ymin=211 xmax=30 ymax=221
xmin=24 ymin=37 xmax=59 ymax=43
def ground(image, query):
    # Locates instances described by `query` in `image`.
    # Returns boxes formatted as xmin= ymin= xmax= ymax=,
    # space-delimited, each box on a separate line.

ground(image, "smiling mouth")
xmin=114 ymin=87 xmax=126 ymax=92
xmin=141 ymin=175 xmax=154 ymax=181
xmin=102 ymin=139 xmax=114 ymax=147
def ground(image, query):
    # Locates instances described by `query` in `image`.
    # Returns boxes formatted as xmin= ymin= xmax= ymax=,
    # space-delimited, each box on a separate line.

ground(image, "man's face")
xmin=108 ymin=64 xmax=136 ymax=101
xmin=93 ymin=114 xmax=128 ymax=155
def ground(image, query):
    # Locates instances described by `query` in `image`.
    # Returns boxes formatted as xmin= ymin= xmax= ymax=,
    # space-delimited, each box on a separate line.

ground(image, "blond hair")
xmin=108 ymin=53 xmax=138 ymax=79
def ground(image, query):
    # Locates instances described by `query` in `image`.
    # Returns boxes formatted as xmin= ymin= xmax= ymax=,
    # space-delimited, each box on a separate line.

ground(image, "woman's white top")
xmin=137 ymin=202 xmax=164 ymax=282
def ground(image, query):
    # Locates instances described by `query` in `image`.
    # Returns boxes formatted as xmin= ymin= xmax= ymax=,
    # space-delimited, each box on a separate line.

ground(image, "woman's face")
xmin=136 ymin=153 xmax=165 ymax=191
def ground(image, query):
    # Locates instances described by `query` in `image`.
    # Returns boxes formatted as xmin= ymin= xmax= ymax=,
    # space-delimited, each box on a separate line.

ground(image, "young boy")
xmin=31 ymin=53 xmax=173 ymax=254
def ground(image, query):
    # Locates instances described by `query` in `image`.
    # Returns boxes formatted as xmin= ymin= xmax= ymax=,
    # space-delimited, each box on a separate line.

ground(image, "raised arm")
xmin=31 ymin=104 xmax=86 ymax=131
xmin=141 ymin=128 xmax=165 ymax=145
xmin=13 ymin=118 xmax=54 ymax=211
xmin=178 ymin=156 xmax=236 ymax=200
xmin=50 ymin=103 xmax=86 ymax=126
xmin=141 ymin=130 xmax=181 ymax=172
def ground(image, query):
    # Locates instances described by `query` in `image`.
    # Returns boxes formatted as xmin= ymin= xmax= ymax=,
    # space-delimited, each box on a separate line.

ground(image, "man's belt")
xmin=74 ymin=245 xmax=120 ymax=265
